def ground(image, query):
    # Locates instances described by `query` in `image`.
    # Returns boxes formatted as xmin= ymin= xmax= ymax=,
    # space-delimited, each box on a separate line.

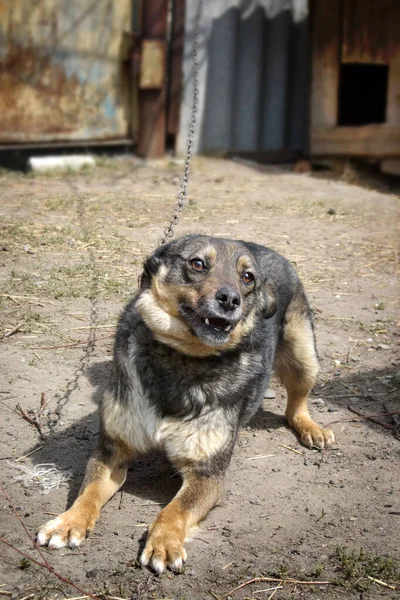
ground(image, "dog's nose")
xmin=215 ymin=286 xmax=241 ymax=311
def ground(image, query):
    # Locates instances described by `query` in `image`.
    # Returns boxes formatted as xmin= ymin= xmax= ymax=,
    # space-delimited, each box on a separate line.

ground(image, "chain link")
xmin=159 ymin=0 xmax=203 ymax=245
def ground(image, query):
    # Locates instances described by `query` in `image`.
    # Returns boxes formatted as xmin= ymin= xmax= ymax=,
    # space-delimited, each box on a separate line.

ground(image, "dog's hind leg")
xmin=140 ymin=466 xmax=222 ymax=574
xmin=37 ymin=435 xmax=132 ymax=549
xmin=275 ymin=294 xmax=334 ymax=449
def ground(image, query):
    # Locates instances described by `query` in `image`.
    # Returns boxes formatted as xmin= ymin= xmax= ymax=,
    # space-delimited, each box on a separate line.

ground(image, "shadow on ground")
xmin=27 ymin=358 xmax=400 ymax=514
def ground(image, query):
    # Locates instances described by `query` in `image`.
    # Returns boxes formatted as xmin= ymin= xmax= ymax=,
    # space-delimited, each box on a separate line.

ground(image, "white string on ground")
xmin=8 ymin=462 xmax=70 ymax=494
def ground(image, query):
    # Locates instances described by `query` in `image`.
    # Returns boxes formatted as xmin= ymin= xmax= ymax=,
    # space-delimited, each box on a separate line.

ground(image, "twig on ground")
xmin=340 ymin=382 xmax=361 ymax=396
xmin=15 ymin=446 xmax=44 ymax=462
xmin=247 ymin=454 xmax=275 ymax=460
xmin=30 ymin=334 xmax=114 ymax=350
xmin=0 ymin=484 xmax=102 ymax=600
xmin=4 ymin=322 xmax=25 ymax=338
xmin=346 ymin=344 xmax=355 ymax=364
xmin=348 ymin=407 xmax=397 ymax=431
xmin=0 ymin=294 xmax=57 ymax=306
xmin=323 ymin=393 xmax=360 ymax=399
xmin=0 ymin=538 xmax=101 ymax=600
xmin=1 ymin=482 xmax=51 ymax=567
xmin=4 ymin=295 xmax=21 ymax=305
xmin=279 ymin=444 xmax=303 ymax=455
xmin=217 ymin=576 xmax=332 ymax=600
xmin=15 ymin=402 xmax=45 ymax=440
xmin=14 ymin=394 xmax=49 ymax=441
xmin=325 ymin=411 xmax=400 ymax=428
xmin=267 ymin=584 xmax=282 ymax=599
xmin=366 ymin=575 xmax=396 ymax=590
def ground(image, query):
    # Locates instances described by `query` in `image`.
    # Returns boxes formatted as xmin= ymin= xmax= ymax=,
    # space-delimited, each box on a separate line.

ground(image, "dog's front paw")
xmin=36 ymin=508 xmax=95 ymax=549
xmin=300 ymin=422 xmax=335 ymax=449
xmin=140 ymin=526 xmax=187 ymax=574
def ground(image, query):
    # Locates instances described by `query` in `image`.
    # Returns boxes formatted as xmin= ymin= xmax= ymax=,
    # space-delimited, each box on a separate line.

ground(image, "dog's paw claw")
xmin=301 ymin=426 xmax=335 ymax=449
xmin=36 ymin=512 xmax=90 ymax=550
xmin=140 ymin=533 xmax=186 ymax=574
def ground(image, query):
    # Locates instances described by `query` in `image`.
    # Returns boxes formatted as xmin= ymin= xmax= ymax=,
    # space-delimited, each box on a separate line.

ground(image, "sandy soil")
xmin=0 ymin=156 xmax=399 ymax=600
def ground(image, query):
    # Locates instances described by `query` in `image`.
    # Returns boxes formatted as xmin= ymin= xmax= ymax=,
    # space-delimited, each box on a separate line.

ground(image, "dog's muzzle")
xmin=180 ymin=285 xmax=242 ymax=346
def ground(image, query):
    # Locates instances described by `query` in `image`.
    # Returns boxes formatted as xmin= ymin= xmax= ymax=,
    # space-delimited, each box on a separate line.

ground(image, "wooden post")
xmin=167 ymin=0 xmax=186 ymax=142
xmin=310 ymin=0 xmax=341 ymax=130
xmin=137 ymin=0 xmax=168 ymax=159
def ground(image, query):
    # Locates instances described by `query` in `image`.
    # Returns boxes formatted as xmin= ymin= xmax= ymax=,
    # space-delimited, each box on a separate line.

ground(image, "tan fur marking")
xmin=236 ymin=254 xmax=253 ymax=273
xmin=222 ymin=309 xmax=255 ymax=350
xmin=198 ymin=244 xmax=217 ymax=265
xmin=136 ymin=288 xmax=255 ymax=357
xmin=159 ymin=410 xmax=230 ymax=463
xmin=275 ymin=298 xmax=334 ymax=449
xmin=37 ymin=442 xmax=132 ymax=549
xmin=151 ymin=266 xmax=199 ymax=319
xmin=140 ymin=470 xmax=222 ymax=573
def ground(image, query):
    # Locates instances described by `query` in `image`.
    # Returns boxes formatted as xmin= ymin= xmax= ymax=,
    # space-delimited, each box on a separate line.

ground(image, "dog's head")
xmin=136 ymin=235 xmax=276 ymax=356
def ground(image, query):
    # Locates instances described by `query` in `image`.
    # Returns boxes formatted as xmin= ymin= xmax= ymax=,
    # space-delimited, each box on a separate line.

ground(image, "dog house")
xmin=310 ymin=0 xmax=400 ymax=172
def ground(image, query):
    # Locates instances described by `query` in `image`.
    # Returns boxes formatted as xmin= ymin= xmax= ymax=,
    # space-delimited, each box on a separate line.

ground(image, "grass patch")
xmin=1 ymin=221 xmax=82 ymax=250
xmin=44 ymin=195 xmax=76 ymax=211
xmin=334 ymin=546 xmax=399 ymax=592
xmin=5 ymin=264 xmax=135 ymax=300
xmin=0 ymin=306 xmax=54 ymax=336
xmin=46 ymin=264 xmax=134 ymax=299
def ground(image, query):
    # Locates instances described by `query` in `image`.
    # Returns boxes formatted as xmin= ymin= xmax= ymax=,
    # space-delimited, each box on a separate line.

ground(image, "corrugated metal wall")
xmin=0 ymin=0 xmax=132 ymax=144
xmin=179 ymin=0 xmax=310 ymax=156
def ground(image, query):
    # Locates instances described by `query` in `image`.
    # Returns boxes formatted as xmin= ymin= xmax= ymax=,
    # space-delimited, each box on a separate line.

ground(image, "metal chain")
xmin=159 ymin=0 xmax=203 ymax=245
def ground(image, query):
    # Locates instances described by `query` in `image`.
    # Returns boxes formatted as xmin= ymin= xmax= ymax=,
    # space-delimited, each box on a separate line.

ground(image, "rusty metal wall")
xmin=0 ymin=0 xmax=132 ymax=144
xmin=178 ymin=1 xmax=310 ymax=156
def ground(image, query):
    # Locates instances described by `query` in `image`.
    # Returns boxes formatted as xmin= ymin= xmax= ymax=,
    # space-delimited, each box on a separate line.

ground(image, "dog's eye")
xmin=242 ymin=271 xmax=254 ymax=284
xmin=190 ymin=258 xmax=207 ymax=271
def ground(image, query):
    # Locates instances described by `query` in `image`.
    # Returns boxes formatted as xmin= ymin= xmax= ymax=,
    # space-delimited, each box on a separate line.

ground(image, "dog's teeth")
xmin=224 ymin=325 xmax=231 ymax=332
xmin=205 ymin=318 xmax=210 ymax=325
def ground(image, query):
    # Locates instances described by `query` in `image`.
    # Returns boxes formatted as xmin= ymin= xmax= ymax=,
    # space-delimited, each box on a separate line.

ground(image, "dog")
xmin=37 ymin=234 xmax=334 ymax=573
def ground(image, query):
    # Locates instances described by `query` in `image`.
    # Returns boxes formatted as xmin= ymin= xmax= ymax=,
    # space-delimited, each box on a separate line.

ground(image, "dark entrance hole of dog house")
xmin=338 ymin=63 xmax=389 ymax=126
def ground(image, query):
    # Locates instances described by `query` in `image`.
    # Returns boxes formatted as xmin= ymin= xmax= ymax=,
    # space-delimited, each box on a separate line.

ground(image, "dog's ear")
xmin=139 ymin=251 xmax=163 ymax=290
xmin=261 ymin=280 xmax=277 ymax=319
xmin=139 ymin=243 xmax=173 ymax=289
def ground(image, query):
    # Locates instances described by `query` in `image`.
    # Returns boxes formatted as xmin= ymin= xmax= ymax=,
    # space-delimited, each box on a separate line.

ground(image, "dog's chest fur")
xmin=103 ymin=307 xmax=277 ymax=456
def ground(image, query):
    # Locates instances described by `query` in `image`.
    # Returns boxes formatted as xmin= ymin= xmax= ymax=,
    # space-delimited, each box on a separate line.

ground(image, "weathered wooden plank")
xmin=311 ymin=125 xmax=400 ymax=157
xmin=167 ymin=0 xmax=185 ymax=137
xmin=137 ymin=0 xmax=168 ymax=158
xmin=342 ymin=0 xmax=391 ymax=64
xmin=310 ymin=0 xmax=341 ymax=128
xmin=386 ymin=1 xmax=400 ymax=126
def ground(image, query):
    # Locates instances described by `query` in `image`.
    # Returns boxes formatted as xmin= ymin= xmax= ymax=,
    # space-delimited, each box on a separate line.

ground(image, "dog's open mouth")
xmin=180 ymin=306 xmax=239 ymax=345
xmin=202 ymin=316 xmax=233 ymax=332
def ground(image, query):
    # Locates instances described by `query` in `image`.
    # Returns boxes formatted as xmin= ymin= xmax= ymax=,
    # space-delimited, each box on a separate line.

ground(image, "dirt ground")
xmin=0 ymin=156 xmax=399 ymax=600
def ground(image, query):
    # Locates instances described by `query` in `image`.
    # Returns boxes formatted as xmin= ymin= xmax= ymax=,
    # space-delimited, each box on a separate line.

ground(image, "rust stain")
xmin=0 ymin=0 xmax=132 ymax=143
xmin=0 ymin=43 xmax=82 ymax=138
xmin=341 ymin=0 xmax=394 ymax=65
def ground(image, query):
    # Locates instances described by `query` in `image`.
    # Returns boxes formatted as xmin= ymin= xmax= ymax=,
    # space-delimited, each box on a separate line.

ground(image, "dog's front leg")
xmin=37 ymin=436 xmax=132 ymax=549
xmin=140 ymin=468 xmax=222 ymax=574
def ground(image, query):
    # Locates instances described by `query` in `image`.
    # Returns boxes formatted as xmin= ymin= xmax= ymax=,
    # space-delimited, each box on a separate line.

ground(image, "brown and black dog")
xmin=37 ymin=234 xmax=334 ymax=573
